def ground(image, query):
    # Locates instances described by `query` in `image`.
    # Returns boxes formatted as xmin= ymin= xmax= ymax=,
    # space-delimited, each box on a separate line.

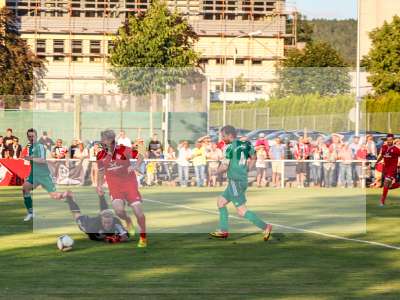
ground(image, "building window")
xmin=216 ymin=58 xmax=225 ymax=65
xmin=90 ymin=40 xmax=101 ymax=54
xmin=71 ymin=40 xmax=82 ymax=54
xmin=52 ymin=93 xmax=64 ymax=100
xmin=107 ymin=40 xmax=114 ymax=54
xmin=251 ymin=85 xmax=262 ymax=93
xmin=235 ymin=59 xmax=245 ymax=65
xmin=72 ymin=56 xmax=83 ymax=62
xmin=90 ymin=57 xmax=102 ymax=63
xmin=251 ymin=59 xmax=262 ymax=65
xmin=199 ymin=58 xmax=209 ymax=65
xmin=53 ymin=40 xmax=64 ymax=54
xmin=53 ymin=56 xmax=64 ymax=62
xmin=36 ymin=39 xmax=46 ymax=54
xmin=36 ymin=93 xmax=45 ymax=99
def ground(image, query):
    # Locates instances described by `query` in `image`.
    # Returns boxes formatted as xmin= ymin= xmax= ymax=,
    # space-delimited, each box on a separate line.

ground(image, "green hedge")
xmin=211 ymin=92 xmax=400 ymax=116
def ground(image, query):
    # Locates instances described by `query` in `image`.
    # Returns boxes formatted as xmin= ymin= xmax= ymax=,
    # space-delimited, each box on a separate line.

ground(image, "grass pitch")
xmin=1 ymin=186 xmax=400 ymax=299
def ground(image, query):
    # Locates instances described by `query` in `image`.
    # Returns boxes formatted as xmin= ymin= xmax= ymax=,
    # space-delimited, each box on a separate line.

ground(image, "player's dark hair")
xmin=26 ymin=128 xmax=37 ymax=136
xmin=101 ymin=129 xmax=116 ymax=141
xmin=221 ymin=125 xmax=237 ymax=138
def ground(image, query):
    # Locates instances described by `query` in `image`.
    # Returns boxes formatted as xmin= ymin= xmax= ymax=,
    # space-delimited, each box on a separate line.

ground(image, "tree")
xmin=0 ymin=7 xmax=45 ymax=108
xmin=276 ymin=41 xmax=351 ymax=97
xmin=296 ymin=14 xmax=314 ymax=43
xmin=226 ymin=74 xmax=247 ymax=92
xmin=109 ymin=0 xmax=200 ymax=97
xmin=363 ymin=15 xmax=400 ymax=95
xmin=309 ymin=19 xmax=357 ymax=66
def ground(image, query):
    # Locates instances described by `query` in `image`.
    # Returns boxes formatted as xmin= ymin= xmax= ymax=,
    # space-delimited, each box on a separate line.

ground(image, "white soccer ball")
xmin=57 ymin=235 xmax=74 ymax=251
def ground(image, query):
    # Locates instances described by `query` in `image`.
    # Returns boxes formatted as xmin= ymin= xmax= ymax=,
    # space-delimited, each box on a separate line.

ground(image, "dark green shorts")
xmin=27 ymin=172 xmax=56 ymax=193
xmin=222 ymin=180 xmax=248 ymax=207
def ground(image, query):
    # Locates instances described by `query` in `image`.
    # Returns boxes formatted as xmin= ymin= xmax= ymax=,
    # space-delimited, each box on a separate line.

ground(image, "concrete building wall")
xmin=5 ymin=0 xmax=291 ymax=103
xmin=360 ymin=0 xmax=400 ymax=57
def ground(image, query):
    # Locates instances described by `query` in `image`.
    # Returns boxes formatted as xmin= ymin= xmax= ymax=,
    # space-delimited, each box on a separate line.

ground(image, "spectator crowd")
xmin=1 ymin=128 xmax=397 ymax=189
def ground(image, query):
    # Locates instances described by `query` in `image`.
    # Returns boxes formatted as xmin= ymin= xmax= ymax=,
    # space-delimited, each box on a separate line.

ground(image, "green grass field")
xmin=1 ymin=186 xmax=400 ymax=299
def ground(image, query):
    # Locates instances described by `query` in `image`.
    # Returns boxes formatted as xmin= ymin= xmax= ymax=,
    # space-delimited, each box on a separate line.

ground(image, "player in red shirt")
xmin=376 ymin=134 xmax=400 ymax=206
xmin=96 ymin=129 xmax=147 ymax=248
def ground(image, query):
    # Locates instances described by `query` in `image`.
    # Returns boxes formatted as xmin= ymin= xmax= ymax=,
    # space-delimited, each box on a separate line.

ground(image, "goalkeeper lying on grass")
xmin=64 ymin=194 xmax=129 ymax=243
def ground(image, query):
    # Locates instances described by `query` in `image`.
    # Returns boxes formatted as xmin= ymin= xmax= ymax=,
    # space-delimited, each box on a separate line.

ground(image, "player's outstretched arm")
xmin=96 ymin=168 xmax=105 ymax=195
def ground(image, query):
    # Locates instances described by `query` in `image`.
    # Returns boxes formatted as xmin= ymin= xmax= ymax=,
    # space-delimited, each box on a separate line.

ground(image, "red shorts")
xmin=383 ymin=166 xmax=398 ymax=180
xmin=108 ymin=180 xmax=142 ymax=205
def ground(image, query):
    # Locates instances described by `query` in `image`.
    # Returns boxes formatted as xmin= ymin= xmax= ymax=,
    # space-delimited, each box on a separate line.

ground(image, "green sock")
xmin=218 ymin=207 xmax=229 ymax=232
xmin=23 ymin=195 xmax=33 ymax=213
xmin=244 ymin=211 xmax=266 ymax=230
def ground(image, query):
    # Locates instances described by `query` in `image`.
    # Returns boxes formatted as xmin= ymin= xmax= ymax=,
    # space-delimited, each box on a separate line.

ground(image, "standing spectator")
xmin=366 ymin=134 xmax=377 ymax=160
xmin=69 ymin=139 xmax=79 ymax=159
xmin=310 ymin=144 xmax=323 ymax=187
xmin=133 ymin=138 xmax=146 ymax=185
xmin=73 ymin=141 xmax=90 ymax=185
xmin=322 ymin=143 xmax=335 ymax=187
xmin=146 ymin=161 xmax=157 ymax=186
xmin=269 ymin=137 xmax=285 ymax=188
xmin=207 ymin=143 xmax=223 ymax=187
xmin=3 ymin=128 xmax=16 ymax=151
xmin=355 ymin=144 xmax=367 ymax=187
xmin=177 ymin=141 xmax=191 ymax=187
xmin=283 ymin=138 xmax=294 ymax=159
xmin=165 ymin=145 xmax=177 ymax=186
xmin=255 ymin=133 xmax=269 ymax=153
xmin=117 ymin=130 xmax=131 ymax=147
xmin=338 ymin=143 xmax=353 ymax=188
xmin=294 ymin=137 xmax=311 ymax=188
xmin=350 ymin=136 xmax=361 ymax=183
xmin=328 ymin=133 xmax=343 ymax=187
xmin=11 ymin=137 xmax=22 ymax=158
xmin=89 ymin=143 xmax=101 ymax=187
xmin=192 ymin=141 xmax=207 ymax=187
xmin=148 ymin=133 xmax=163 ymax=159
xmin=51 ymin=139 xmax=68 ymax=159
xmin=0 ymin=136 xmax=4 ymax=158
xmin=38 ymin=131 xmax=55 ymax=153
xmin=255 ymin=147 xmax=267 ymax=187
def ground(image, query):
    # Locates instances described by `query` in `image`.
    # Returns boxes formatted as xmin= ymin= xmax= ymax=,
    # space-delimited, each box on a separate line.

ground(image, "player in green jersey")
xmin=210 ymin=125 xmax=272 ymax=241
xmin=22 ymin=128 xmax=72 ymax=221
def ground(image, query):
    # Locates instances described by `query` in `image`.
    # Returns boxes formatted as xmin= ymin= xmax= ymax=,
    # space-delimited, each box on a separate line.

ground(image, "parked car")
xmin=246 ymin=129 xmax=281 ymax=145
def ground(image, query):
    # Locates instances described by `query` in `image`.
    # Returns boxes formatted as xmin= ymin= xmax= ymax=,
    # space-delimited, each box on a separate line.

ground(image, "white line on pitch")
xmin=143 ymin=198 xmax=400 ymax=251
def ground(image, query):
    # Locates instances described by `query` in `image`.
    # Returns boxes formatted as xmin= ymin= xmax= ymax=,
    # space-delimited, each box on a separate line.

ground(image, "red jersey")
xmin=294 ymin=142 xmax=311 ymax=160
xmin=217 ymin=140 xmax=226 ymax=151
xmin=255 ymin=139 xmax=269 ymax=153
xmin=97 ymin=145 xmax=141 ymax=203
xmin=380 ymin=144 xmax=400 ymax=178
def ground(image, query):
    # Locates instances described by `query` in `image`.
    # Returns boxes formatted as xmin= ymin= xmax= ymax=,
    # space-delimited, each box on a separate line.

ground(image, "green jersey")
xmin=29 ymin=142 xmax=51 ymax=177
xmin=225 ymin=139 xmax=255 ymax=182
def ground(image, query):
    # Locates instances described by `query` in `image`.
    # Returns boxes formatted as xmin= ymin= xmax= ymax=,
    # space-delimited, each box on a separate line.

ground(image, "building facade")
xmin=360 ymin=0 xmax=400 ymax=57
xmin=3 ymin=0 xmax=294 ymax=107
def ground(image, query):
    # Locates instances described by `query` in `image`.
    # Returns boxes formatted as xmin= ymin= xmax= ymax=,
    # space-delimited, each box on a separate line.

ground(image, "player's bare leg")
xmin=210 ymin=196 xmax=230 ymax=238
xmin=22 ymin=182 xmax=34 ymax=221
xmin=130 ymin=202 xmax=147 ymax=247
xmin=112 ymin=199 xmax=133 ymax=229
xmin=236 ymin=204 xmax=272 ymax=242
xmin=380 ymin=178 xmax=400 ymax=206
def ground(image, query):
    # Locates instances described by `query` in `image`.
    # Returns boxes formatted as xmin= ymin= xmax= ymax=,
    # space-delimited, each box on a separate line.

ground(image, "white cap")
xmin=259 ymin=133 xmax=265 ymax=138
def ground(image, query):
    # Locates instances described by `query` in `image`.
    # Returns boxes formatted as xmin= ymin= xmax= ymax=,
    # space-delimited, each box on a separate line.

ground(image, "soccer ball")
xmin=57 ymin=235 xmax=74 ymax=252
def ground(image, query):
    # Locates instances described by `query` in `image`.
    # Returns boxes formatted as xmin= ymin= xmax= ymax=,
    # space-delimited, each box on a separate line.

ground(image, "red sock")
xmin=390 ymin=182 xmax=400 ymax=190
xmin=140 ymin=233 xmax=147 ymax=239
xmin=380 ymin=186 xmax=389 ymax=205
